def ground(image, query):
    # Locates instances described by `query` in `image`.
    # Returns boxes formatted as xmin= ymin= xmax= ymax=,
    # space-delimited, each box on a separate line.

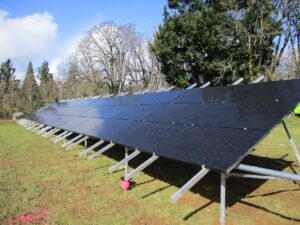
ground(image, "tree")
xmin=62 ymin=61 xmax=82 ymax=98
xmin=71 ymin=21 xmax=164 ymax=95
xmin=151 ymin=1 xmax=243 ymax=88
xmin=38 ymin=60 xmax=58 ymax=104
xmin=152 ymin=0 xmax=299 ymax=87
xmin=18 ymin=61 xmax=41 ymax=113
xmin=0 ymin=59 xmax=19 ymax=118
xmin=0 ymin=59 xmax=16 ymax=93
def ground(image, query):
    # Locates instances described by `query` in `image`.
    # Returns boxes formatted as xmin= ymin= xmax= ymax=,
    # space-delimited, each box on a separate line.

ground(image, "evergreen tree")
xmin=63 ymin=63 xmax=80 ymax=99
xmin=38 ymin=60 xmax=58 ymax=104
xmin=151 ymin=0 xmax=284 ymax=87
xmin=151 ymin=1 xmax=242 ymax=87
xmin=0 ymin=59 xmax=19 ymax=118
xmin=19 ymin=61 xmax=41 ymax=113
xmin=0 ymin=59 xmax=16 ymax=93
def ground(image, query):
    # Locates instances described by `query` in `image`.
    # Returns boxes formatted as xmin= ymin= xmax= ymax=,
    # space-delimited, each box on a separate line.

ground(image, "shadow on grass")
xmin=67 ymin=137 xmax=299 ymax=222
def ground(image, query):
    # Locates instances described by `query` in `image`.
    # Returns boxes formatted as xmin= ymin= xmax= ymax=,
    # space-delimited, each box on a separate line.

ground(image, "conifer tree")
xmin=19 ymin=61 xmax=41 ymax=113
xmin=38 ymin=60 xmax=58 ymax=104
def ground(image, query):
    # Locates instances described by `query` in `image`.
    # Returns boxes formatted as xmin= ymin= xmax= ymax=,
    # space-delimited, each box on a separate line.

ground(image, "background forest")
xmin=0 ymin=0 xmax=299 ymax=118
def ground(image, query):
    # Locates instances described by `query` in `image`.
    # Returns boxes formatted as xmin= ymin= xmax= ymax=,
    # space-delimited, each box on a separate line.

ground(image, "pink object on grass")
xmin=120 ymin=178 xmax=131 ymax=190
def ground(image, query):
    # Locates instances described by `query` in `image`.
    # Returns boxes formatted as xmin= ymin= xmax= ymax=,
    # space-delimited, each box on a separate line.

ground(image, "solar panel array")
xmin=27 ymin=79 xmax=300 ymax=172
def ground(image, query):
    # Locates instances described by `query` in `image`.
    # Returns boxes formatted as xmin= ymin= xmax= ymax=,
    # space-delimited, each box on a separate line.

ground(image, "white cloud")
xmin=0 ymin=9 xmax=57 ymax=74
xmin=48 ymin=13 xmax=106 ymax=80
xmin=49 ymin=33 xmax=83 ymax=80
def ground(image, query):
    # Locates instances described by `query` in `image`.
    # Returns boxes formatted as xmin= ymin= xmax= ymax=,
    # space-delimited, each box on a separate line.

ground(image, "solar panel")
xmin=26 ymin=79 xmax=300 ymax=172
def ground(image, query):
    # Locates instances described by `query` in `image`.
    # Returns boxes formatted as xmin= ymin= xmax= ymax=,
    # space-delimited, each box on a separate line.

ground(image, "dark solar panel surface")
xmin=27 ymin=79 xmax=300 ymax=172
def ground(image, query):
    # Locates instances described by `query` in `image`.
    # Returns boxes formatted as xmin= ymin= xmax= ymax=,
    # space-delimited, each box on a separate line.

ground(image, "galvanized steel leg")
xmin=282 ymin=121 xmax=300 ymax=163
xmin=125 ymin=147 xmax=129 ymax=176
xmin=237 ymin=164 xmax=300 ymax=181
xmin=61 ymin=134 xmax=83 ymax=148
xmin=186 ymin=83 xmax=197 ymax=89
xmin=66 ymin=136 xmax=89 ymax=150
xmin=51 ymin=130 xmax=68 ymax=141
xmin=109 ymin=149 xmax=141 ymax=173
xmin=43 ymin=128 xmax=60 ymax=138
xmin=27 ymin=122 xmax=39 ymax=130
xmin=232 ymin=78 xmax=243 ymax=85
xmin=124 ymin=154 xmax=159 ymax=181
xmin=252 ymin=75 xmax=264 ymax=83
xmin=79 ymin=140 xmax=104 ymax=157
xmin=24 ymin=121 xmax=35 ymax=128
xmin=200 ymin=81 xmax=211 ymax=88
xmin=87 ymin=142 xmax=115 ymax=161
xmin=33 ymin=124 xmax=45 ymax=133
xmin=53 ymin=132 xmax=72 ymax=144
xmin=37 ymin=126 xmax=51 ymax=135
xmin=171 ymin=167 xmax=210 ymax=203
xmin=42 ymin=128 xmax=56 ymax=138
xmin=220 ymin=173 xmax=227 ymax=225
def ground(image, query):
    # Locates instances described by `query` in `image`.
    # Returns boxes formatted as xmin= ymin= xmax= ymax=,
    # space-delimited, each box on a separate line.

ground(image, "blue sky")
xmin=0 ymin=0 xmax=165 ymax=79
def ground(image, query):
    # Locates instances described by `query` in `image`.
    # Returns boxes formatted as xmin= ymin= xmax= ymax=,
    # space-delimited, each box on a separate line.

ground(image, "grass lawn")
xmin=0 ymin=117 xmax=300 ymax=225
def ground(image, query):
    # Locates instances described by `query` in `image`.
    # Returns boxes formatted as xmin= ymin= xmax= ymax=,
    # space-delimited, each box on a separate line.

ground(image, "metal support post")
xmin=27 ymin=122 xmax=39 ymax=130
xmin=228 ymin=173 xmax=283 ymax=180
xmin=186 ymin=83 xmax=197 ymax=90
xmin=282 ymin=120 xmax=300 ymax=163
xmin=109 ymin=149 xmax=141 ymax=173
xmin=53 ymin=131 xmax=72 ymax=144
xmin=200 ymin=82 xmax=211 ymax=88
xmin=61 ymin=134 xmax=83 ymax=148
xmin=24 ymin=121 xmax=35 ymax=128
xmin=30 ymin=123 xmax=42 ymax=131
xmin=37 ymin=126 xmax=51 ymax=135
xmin=66 ymin=136 xmax=89 ymax=150
xmin=232 ymin=78 xmax=243 ymax=85
xmin=171 ymin=167 xmax=210 ymax=203
xmin=42 ymin=128 xmax=56 ymax=138
xmin=252 ymin=75 xmax=264 ymax=83
xmin=79 ymin=140 xmax=104 ymax=157
xmin=18 ymin=119 xmax=27 ymax=126
xmin=87 ymin=142 xmax=115 ymax=161
xmin=220 ymin=173 xmax=227 ymax=225
xmin=21 ymin=119 xmax=30 ymax=126
xmin=124 ymin=154 xmax=159 ymax=181
xmin=43 ymin=128 xmax=60 ymax=138
xmin=32 ymin=124 xmax=45 ymax=133
xmin=164 ymin=86 xmax=175 ymax=91
xmin=125 ymin=147 xmax=129 ymax=176
xmin=51 ymin=130 xmax=68 ymax=141
xmin=237 ymin=164 xmax=300 ymax=182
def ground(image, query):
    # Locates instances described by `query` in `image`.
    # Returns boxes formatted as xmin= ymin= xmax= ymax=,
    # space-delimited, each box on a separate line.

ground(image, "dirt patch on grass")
xmin=132 ymin=212 xmax=177 ymax=225
xmin=179 ymin=193 xmax=210 ymax=208
xmin=2 ymin=159 xmax=17 ymax=169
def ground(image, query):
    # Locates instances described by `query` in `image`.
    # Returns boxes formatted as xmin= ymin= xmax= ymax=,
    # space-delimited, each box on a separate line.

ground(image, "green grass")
xmin=0 ymin=118 xmax=300 ymax=225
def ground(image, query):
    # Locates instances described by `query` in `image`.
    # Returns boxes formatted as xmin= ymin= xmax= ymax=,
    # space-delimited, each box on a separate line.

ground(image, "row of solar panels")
xmin=26 ymin=79 xmax=300 ymax=172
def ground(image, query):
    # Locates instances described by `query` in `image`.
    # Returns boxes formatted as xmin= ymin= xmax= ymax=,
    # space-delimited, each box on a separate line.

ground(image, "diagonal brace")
xmin=109 ymin=149 xmax=141 ymax=173
xmin=51 ymin=130 xmax=68 ymax=141
xmin=61 ymin=134 xmax=83 ymax=148
xmin=79 ymin=140 xmax=104 ymax=157
xmin=37 ymin=126 xmax=51 ymax=135
xmin=66 ymin=136 xmax=89 ymax=150
xmin=171 ymin=167 xmax=210 ymax=203
xmin=87 ymin=142 xmax=115 ymax=161
xmin=282 ymin=120 xmax=300 ymax=163
xmin=124 ymin=154 xmax=159 ymax=181
xmin=53 ymin=132 xmax=72 ymax=144
xmin=43 ymin=128 xmax=60 ymax=138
